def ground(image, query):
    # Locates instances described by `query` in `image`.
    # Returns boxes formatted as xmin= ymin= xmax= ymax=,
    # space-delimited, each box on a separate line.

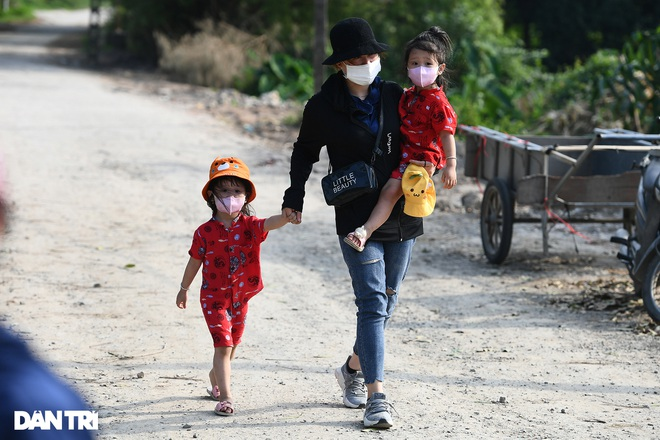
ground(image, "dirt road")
xmin=1 ymin=10 xmax=659 ymax=440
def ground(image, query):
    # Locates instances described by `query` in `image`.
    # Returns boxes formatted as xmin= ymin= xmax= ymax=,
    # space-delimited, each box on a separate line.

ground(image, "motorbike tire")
xmin=641 ymin=254 xmax=660 ymax=323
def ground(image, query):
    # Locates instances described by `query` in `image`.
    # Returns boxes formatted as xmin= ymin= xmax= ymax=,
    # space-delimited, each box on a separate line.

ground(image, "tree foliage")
xmin=608 ymin=28 xmax=660 ymax=133
xmin=0 ymin=0 xmax=88 ymax=21
xmin=105 ymin=0 xmax=660 ymax=134
xmin=503 ymin=0 xmax=660 ymax=71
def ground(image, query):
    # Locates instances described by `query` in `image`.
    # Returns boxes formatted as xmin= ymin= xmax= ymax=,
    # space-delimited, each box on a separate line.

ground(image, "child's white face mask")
xmin=214 ymin=195 xmax=245 ymax=215
xmin=407 ymin=65 xmax=438 ymax=88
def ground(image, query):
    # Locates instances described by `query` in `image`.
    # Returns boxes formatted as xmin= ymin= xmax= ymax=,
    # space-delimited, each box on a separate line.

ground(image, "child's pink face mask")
xmin=408 ymin=66 xmax=438 ymax=88
xmin=214 ymin=195 xmax=245 ymax=215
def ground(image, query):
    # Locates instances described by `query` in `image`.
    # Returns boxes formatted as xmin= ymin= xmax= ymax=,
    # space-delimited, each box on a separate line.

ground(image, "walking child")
xmin=176 ymin=156 xmax=290 ymax=416
xmin=345 ymin=26 xmax=458 ymax=252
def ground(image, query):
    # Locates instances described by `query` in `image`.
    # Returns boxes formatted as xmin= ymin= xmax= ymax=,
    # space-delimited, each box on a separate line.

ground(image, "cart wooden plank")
xmin=516 ymin=171 xmax=640 ymax=205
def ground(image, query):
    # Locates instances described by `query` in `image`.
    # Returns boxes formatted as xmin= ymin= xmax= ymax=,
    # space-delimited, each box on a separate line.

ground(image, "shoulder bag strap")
xmin=370 ymin=81 xmax=390 ymax=167
xmin=327 ymin=83 xmax=389 ymax=174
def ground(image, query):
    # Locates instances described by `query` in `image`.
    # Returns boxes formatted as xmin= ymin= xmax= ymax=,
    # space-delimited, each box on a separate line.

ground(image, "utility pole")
xmin=88 ymin=0 xmax=101 ymax=65
xmin=313 ymin=0 xmax=327 ymax=93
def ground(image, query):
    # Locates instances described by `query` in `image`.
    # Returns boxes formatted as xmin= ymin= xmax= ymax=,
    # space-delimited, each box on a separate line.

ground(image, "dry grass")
xmin=154 ymin=20 xmax=271 ymax=88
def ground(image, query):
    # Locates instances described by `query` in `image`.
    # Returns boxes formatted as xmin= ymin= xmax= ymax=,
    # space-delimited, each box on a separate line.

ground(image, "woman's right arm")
xmin=282 ymin=97 xmax=325 ymax=215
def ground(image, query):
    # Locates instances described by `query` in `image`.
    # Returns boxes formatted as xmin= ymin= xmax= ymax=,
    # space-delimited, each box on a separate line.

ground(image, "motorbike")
xmin=612 ymin=149 xmax=660 ymax=323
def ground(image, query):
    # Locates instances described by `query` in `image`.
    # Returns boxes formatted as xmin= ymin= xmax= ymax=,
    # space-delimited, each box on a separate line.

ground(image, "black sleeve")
xmin=282 ymin=96 xmax=325 ymax=212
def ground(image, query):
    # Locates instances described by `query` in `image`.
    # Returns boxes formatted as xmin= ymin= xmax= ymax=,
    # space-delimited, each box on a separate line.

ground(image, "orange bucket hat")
xmin=202 ymin=156 xmax=256 ymax=202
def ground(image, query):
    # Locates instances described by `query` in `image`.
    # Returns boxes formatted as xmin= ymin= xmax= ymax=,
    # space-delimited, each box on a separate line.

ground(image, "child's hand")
xmin=176 ymin=289 xmax=187 ymax=309
xmin=441 ymin=165 xmax=457 ymax=189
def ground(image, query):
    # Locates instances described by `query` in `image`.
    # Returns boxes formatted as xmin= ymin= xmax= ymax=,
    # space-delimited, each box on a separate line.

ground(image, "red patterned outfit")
xmin=393 ymin=86 xmax=457 ymax=179
xmin=188 ymin=214 xmax=268 ymax=347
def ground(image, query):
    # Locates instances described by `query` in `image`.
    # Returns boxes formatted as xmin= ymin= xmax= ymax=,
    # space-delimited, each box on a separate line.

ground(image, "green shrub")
xmin=0 ymin=3 xmax=32 ymax=22
xmin=534 ymin=28 xmax=660 ymax=135
xmin=0 ymin=0 xmax=92 ymax=23
xmin=245 ymin=53 xmax=314 ymax=102
xmin=27 ymin=0 xmax=89 ymax=8
xmin=531 ymin=50 xmax=620 ymax=134
xmin=607 ymin=28 xmax=660 ymax=133
xmin=450 ymin=39 xmax=547 ymax=133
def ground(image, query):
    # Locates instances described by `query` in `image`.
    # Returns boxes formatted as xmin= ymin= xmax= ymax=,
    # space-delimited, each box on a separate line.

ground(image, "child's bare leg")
xmin=211 ymin=346 xmax=233 ymax=402
xmin=344 ymin=179 xmax=402 ymax=251
xmin=363 ymin=178 xmax=403 ymax=238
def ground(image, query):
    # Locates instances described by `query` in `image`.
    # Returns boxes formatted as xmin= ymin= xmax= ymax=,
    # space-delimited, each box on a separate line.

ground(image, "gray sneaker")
xmin=334 ymin=363 xmax=367 ymax=408
xmin=363 ymin=392 xmax=393 ymax=429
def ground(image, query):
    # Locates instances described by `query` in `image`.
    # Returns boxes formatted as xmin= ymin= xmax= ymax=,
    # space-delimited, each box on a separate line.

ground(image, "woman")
xmin=282 ymin=17 xmax=423 ymax=429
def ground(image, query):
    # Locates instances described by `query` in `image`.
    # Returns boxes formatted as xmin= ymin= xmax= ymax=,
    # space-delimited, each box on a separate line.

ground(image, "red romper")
xmin=393 ymin=86 xmax=458 ymax=179
xmin=188 ymin=215 xmax=268 ymax=347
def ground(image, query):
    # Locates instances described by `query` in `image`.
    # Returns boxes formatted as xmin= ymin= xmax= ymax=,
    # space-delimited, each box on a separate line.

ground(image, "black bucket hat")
xmin=322 ymin=17 xmax=390 ymax=65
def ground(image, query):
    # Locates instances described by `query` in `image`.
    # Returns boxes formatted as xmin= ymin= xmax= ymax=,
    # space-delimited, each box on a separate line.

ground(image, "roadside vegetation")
xmin=0 ymin=0 xmax=87 ymax=22
xmin=2 ymin=0 xmax=659 ymax=135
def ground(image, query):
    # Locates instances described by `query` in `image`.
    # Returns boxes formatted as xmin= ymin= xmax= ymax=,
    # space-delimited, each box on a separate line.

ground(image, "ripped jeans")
xmin=338 ymin=236 xmax=415 ymax=384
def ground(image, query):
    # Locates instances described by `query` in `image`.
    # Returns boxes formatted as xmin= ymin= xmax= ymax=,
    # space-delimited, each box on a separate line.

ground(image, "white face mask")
xmin=408 ymin=65 xmax=439 ymax=88
xmin=344 ymin=58 xmax=381 ymax=86
xmin=214 ymin=195 xmax=245 ymax=215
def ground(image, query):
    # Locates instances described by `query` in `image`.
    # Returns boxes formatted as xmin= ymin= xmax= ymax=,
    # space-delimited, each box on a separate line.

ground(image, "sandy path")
xmin=1 ymin=10 xmax=659 ymax=440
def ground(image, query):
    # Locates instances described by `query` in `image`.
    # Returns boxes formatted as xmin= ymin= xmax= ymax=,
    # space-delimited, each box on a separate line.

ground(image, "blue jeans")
xmin=338 ymin=237 xmax=415 ymax=384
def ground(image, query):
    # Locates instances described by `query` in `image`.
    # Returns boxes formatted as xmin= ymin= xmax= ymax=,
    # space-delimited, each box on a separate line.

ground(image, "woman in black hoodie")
xmin=282 ymin=17 xmax=423 ymax=429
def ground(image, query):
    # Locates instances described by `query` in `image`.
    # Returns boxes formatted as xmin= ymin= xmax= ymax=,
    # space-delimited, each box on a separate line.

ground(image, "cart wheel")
xmin=642 ymin=254 xmax=660 ymax=323
xmin=480 ymin=178 xmax=514 ymax=264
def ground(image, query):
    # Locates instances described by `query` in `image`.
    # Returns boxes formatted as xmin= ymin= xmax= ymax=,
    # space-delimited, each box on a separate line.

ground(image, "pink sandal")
xmin=206 ymin=386 xmax=220 ymax=401
xmin=214 ymin=400 xmax=235 ymax=416
xmin=344 ymin=226 xmax=367 ymax=252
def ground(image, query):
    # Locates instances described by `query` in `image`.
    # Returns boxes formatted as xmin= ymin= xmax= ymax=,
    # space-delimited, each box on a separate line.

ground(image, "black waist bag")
xmin=321 ymin=161 xmax=377 ymax=206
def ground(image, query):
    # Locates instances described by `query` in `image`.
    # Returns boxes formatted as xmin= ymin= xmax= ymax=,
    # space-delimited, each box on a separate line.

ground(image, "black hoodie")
xmin=283 ymin=72 xmax=423 ymax=241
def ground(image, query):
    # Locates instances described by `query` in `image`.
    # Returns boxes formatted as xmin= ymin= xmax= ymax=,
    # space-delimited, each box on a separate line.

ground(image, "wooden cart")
xmin=460 ymin=125 xmax=660 ymax=263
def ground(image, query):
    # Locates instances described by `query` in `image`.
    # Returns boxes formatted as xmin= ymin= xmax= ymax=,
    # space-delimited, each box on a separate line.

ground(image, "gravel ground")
xmin=1 ymin=10 xmax=659 ymax=440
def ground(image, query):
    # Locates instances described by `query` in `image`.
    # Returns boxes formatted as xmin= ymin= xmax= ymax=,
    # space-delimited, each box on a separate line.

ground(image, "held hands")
xmin=283 ymin=207 xmax=302 ymax=225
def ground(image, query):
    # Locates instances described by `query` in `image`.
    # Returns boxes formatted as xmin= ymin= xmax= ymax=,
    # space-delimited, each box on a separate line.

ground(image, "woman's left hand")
xmin=283 ymin=207 xmax=302 ymax=224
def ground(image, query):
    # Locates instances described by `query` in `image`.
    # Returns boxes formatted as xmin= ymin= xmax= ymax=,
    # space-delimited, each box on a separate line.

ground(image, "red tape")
xmin=543 ymin=198 xmax=592 ymax=242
